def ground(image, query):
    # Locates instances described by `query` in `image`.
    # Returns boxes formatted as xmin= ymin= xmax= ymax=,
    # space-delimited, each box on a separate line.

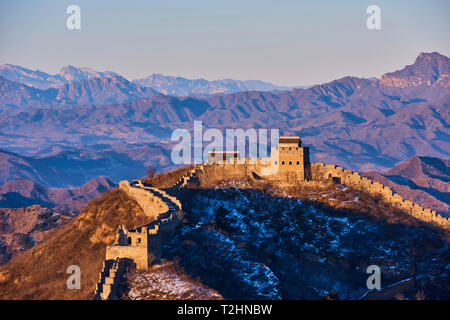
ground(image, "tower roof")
xmin=279 ymin=136 xmax=301 ymax=145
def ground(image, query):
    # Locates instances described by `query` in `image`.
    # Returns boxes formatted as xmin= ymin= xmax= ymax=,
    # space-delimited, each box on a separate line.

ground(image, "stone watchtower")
xmin=276 ymin=136 xmax=311 ymax=181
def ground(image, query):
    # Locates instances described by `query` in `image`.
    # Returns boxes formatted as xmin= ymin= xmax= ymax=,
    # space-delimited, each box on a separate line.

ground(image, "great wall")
xmin=93 ymin=137 xmax=449 ymax=299
xmin=93 ymin=181 xmax=184 ymax=300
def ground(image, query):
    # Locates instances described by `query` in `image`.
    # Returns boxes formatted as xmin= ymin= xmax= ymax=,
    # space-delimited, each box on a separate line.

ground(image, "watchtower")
xmin=277 ymin=136 xmax=311 ymax=181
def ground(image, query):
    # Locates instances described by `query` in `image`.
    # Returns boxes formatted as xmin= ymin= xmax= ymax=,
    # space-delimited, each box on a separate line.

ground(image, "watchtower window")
xmin=127 ymin=237 xmax=132 ymax=245
xmin=274 ymin=161 xmax=278 ymax=165
xmin=296 ymin=161 xmax=300 ymax=165
xmin=282 ymin=161 xmax=285 ymax=165
xmin=289 ymin=161 xmax=292 ymax=165
xmin=138 ymin=238 xmax=142 ymax=244
xmin=289 ymin=147 xmax=292 ymax=150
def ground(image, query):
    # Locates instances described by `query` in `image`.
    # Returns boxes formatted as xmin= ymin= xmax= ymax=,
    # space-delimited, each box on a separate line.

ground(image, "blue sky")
xmin=0 ymin=0 xmax=449 ymax=86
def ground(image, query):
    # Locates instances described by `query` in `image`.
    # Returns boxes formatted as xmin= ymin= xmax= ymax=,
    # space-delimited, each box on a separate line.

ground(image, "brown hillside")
xmin=144 ymin=165 xmax=193 ymax=188
xmin=0 ymin=205 xmax=72 ymax=266
xmin=0 ymin=189 xmax=150 ymax=300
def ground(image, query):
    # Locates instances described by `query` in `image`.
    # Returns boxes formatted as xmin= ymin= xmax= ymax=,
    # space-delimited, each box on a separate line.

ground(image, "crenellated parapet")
xmin=118 ymin=180 xmax=169 ymax=220
xmin=93 ymin=181 xmax=183 ymax=299
xmin=93 ymin=136 xmax=447 ymax=299
xmin=310 ymin=162 xmax=449 ymax=229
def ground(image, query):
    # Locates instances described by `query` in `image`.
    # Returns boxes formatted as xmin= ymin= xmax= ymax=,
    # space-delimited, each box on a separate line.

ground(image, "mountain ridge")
xmin=133 ymin=73 xmax=295 ymax=96
xmin=0 ymin=176 xmax=116 ymax=214
xmin=363 ymin=156 xmax=449 ymax=215
xmin=0 ymin=64 xmax=299 ymax=97
xmin=0 ymin=64 xmax=118 ymax=90
xmin=0 ymin=52 xmax=448 ymax=172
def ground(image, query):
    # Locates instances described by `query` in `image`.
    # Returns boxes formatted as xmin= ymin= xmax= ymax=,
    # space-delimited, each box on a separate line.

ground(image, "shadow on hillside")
xmin=0 ymin=192 xmax=54 ymax=209
xmin=160 ymin=186 xmax=449 ymax=300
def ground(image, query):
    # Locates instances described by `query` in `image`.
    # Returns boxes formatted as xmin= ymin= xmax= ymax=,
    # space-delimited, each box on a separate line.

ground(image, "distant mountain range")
xmin=0 ymin=64 xmax=296 ymax=98
xmin=0 ymin=176 xmax=116 ymax=266
xmin=0 ymin=176 xmax=116 ymax=214
xmin=0 ymin=51 xmax=448 ymax=174
xmin=133 ymin=73 xmax=294 ymax=96
xmin=0 ymin=64 xmax=118 ymax=90
xmin=0 ymin=74 xmax=158 ymax=112
xmin=0 ymin=147 xmax=172 ymax=188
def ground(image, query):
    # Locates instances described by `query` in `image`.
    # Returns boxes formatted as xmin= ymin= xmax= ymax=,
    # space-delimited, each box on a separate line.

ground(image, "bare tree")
xmin=146 ymin=167 xmax=157 ymax=179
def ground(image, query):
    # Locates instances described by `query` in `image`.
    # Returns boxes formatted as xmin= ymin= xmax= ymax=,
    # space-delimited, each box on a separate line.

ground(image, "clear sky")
xmin=0 ymin=0 xmax=449 ymax=86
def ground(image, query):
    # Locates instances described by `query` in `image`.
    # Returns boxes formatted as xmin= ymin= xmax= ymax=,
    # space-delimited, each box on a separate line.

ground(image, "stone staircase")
xmin=94 ymin=165 xmax=208 ymax=300
xmin=169 ymin=164 xmax=205 ymax=189
xmin=93 ymin=258 xmax=133 ymax=300
xmin=94 ymin=182 xmax=185 ymax=300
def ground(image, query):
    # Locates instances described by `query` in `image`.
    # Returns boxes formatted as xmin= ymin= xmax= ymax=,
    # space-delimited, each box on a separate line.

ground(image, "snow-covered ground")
xmin=147 ymin=180 xmax=450 ymax=299
xmin=127 ymin=261 xmax=223 ymax=300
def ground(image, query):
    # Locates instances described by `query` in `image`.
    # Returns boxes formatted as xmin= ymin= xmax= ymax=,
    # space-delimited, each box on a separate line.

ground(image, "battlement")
xmin=94 ymin=182 xmax=182 ymax=299
xmin=181 ymin=137 xmax=449 ymax=229
xmin=310 ymin=162 xmax=449 ymax=229
xmin=205 ymin=136 xmax=311 ymax=182
xmin=94 ymin=136 xmax=448 ymax=299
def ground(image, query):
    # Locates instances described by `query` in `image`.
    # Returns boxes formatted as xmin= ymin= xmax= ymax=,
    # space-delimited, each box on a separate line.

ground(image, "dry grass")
xmin=0 ymin=189 xmax=151 ymax=300
xmin=143 ymin=165 xmax=193 ymax=188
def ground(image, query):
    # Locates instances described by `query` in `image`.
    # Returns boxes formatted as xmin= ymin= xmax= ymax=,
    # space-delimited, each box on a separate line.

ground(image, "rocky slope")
xmin=0 ymin=177 xmax=115 ymax=266
xmin=0 ymin=205 xmax=72 ymax=265
xmin=379 ymin=52 xmax=450 ymax=100
xmin=0 ymin=189 xmax=151 ymax=299
xmin=126 ymin=261 xmax=223 ymax=300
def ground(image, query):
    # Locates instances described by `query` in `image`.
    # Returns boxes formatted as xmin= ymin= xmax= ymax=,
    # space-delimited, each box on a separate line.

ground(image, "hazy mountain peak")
xmin=380 ymin=51 xmax=450 ymax=90
xmin=133 ymin=73 xmax=291 ymax=96
xmin=59 ymin=65 xmax=118 ymax=82
xmin=415 ymin=51 xmax=449 ymax=63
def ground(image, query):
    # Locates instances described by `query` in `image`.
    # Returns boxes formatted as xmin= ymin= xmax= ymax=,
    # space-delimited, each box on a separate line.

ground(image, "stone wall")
xmin=105 ymin=246 xmax=149 ymax=271
xmin=118 ymin=181 xmax=168 ymax=220
xmin=177 ymin=162 xmax=449 ymax=229
xmin=310 ymin=162 xmax=449 ymax=229
xmin=93 ymin=182 xmax=182 ymax=299
xmin=94 ymin=157 xmax=448 ymax=299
